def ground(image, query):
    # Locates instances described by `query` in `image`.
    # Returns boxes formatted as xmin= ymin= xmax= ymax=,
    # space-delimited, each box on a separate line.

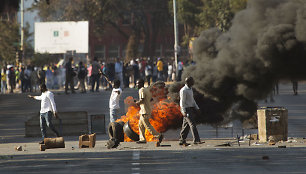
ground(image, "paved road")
xmin=1 ymin=81 xmax=306 ymax=173
xmin=0 ymin=146 xmax=306 ymax=174
xmin=1 ymin=81 xmax=306 ymax=143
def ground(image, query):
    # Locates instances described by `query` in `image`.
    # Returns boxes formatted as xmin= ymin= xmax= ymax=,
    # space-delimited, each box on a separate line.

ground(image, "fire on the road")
xmin=117 ymin=82 xmax=183 ymax=142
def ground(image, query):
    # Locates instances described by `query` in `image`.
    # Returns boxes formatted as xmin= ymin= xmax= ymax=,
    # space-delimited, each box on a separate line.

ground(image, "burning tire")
xmin=123 ymin=121 xmax=139 ymax=141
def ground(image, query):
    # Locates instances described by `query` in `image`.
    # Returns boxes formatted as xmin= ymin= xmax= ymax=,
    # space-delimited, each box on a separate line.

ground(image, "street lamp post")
xmin=173 ymin=0 xmax=179 ymax=80
xmin=20 ymin=0 xmax=24 ymax=64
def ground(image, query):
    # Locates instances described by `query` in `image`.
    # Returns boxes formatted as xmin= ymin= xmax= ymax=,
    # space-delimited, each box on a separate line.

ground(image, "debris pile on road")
xmin=14 ymin=146 xmax=22 ymax=151
xmin=79 ymin=133 xmax=96 ymax=148
xmin=40 ymin=137 xmax=65 ymax=151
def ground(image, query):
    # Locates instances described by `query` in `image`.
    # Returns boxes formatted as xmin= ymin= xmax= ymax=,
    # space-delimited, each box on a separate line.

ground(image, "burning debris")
xmin=116 ymin=82 xmax=183 ymax=142
xmin=183 ymin=0 xmax=306 ymax=123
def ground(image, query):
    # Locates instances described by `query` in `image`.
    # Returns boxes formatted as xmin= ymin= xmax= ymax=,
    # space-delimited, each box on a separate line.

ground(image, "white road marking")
xmin=132 ymin=150 xmax=141 ymax=174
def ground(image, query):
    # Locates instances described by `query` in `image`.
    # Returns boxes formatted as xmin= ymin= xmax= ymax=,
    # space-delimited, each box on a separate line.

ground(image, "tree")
xmin=171 ymin=0 xmax=247 ymax=47
xmin=197 ymin=0 xmax=247 ymax=32
xmin=169 ymin=0 xmax=202 ymax=47
xmin=0 ymin=0 xmax=19 ymax=14
xmin=0 ymin=21 xmax=19 ymax=64
xmin=31 ymin=0 xmax=171 ymax=60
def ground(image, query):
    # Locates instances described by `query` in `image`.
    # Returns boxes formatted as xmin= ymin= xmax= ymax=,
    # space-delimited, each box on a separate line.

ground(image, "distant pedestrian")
xmin=65 ymin=57 xmax=76 ymax=94
xmin=152 ymin=63 xmax=158 ymax=83
xmin=167 ymin=62 xmax=173 ymax=82
xmin=28 ymin=84 xmax=60 ymax=144
xmin=135 ymin=79 xmax=163 ymax=146
xmin=145 ymin=63 xmax=152 ymax=86
xmin=91 ymin=57 xmax=101 ymax=92
xmin=45 ymin=66 xmax=53 ymax=89
xmin=179 ymin=77 xmax=203 ymax=146
xmin=1 ymin=68 xmax=7 ymax=94
xmin=115 ymin=58 xmax=123 ymax=89
xmin=78 ymin=61 xmax=87 ymax=93
xmin=37 ymin=66 xmax=46 ymax=85
xmin=133 ymin=61 xmax=140 ymax=87
xmin=177 ymin=60 xmax=183 ymax=81
xmin=292 ymin=79 xmax=298 ymax=95
xmin=31 ymin=67 xmax=39 ymax=92
xmin=8 ymin=67 xmax=16 ymax=93
xmin=157 ymin=58 xmax=163 ymax=81
xmin=109 ymin=79 xmax=122 ymax=122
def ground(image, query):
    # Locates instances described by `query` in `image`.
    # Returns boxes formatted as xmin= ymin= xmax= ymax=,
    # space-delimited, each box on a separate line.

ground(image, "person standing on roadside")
xmin=135 ymin=79 xmax=163 ymax=146
xmin=78 ymin=61 xmax=87 ymax=93
xmin=28 ymin=84 xmax=60 ymax=144
xmin=1 ymin=68 xmax=7 ymax=94
xmin=179 ymin=76 xmax=203 ymax=146
xmin=115 ymin=58 xmax=123 ymax=89
xmin=8 ymin=67 xmax=16 ymax=93
xmin=145 ymin=62 xmax=152 ymax=86
xmin=156 ymin=58 xmax=163 ymax=81
xmin=91 ymin=57 xmax=101 ymax=92
xmin=65 ymin=57 xmax=76 ymax=94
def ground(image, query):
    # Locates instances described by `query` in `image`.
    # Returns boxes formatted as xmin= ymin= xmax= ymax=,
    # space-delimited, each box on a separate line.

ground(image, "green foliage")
xmin=0 ymin=21 xmax=19 ymax=64
xmin=169 ymin=0 xmax=247 ymax=46
xmin=0 ymin=0 xmax=19 ymax=13
xmin=126 ymin=35 xmax=139 ymax=61
xmin=197 ymin=0 xmax=247 ymax=32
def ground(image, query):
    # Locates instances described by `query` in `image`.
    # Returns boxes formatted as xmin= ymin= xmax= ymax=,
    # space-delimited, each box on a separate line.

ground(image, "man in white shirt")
xmin=28 ymin=84 xmax=60 ymax=144
xmin=179 ymin=77 xmax=202 ymax=146
xmin=109 ymin=79 xmax=122 ymax=122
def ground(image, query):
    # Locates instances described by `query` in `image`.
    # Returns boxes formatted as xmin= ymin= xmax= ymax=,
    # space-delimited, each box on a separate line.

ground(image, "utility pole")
xmin=173 ymin=0 xmax=179 ymax=80
xmin=20 ymin=0 xmax=24 ymax=64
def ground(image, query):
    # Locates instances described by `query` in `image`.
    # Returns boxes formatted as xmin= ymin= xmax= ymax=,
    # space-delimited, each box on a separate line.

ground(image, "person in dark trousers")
xmin=8 ymin=67 xmax=16 ymax=93
xmin=28 ymin=84 xmax=60 ymax=144
xmin=91 ymin=57 xmax=101 ymax=92
xmin=65 ymin=57 xmax=76 ymax=94
xmin=78 ymin=61 xmax=87 ymax=93
xmin=38 ymin=66 xmax=46 ymax=85
xmin=292 ymin=79 xmax=298 ymax=95
xmin=179 ymin=76 xmax=203 ymax=146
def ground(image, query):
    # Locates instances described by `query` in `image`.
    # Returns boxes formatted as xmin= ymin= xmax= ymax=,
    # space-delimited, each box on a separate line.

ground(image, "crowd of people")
xmin=0 ymin=64 xmax=66 ymax=94
xmin=0 ymin=56 xmax=190 ymax=94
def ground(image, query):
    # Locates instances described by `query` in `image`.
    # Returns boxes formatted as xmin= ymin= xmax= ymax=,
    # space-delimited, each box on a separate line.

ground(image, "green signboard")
xmin=53 ymin=31 xmax=59 ymax=37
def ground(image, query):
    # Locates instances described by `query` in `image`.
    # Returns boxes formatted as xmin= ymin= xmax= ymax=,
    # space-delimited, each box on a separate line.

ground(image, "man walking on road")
xmin=135 ymin=79 xmax=163 ymax=146
xmin=28 ymin=84 xmax=60 ymax=144
xmin=179 ymin=77 xmax=203 ymax=146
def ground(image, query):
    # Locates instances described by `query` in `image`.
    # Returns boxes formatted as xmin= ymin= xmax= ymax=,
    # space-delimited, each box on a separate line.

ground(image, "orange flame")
xmin=116 ymin=83 xmax=183 ymax=142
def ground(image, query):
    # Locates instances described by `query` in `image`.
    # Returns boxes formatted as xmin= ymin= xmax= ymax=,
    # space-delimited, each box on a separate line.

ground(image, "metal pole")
xmin=173 ymin=0 xmax=179 ymax=80
xmin=20 ymin=0 xmax=24 ymax=63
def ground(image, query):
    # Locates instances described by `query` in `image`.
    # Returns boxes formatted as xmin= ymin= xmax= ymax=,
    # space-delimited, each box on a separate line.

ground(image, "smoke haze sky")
xmin=183 ymin=0 xmax=306 ymax=122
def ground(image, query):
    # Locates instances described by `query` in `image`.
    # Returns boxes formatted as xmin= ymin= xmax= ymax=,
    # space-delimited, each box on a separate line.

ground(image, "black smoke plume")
xmin=180 ymin=0 xmax=306 ymax=124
